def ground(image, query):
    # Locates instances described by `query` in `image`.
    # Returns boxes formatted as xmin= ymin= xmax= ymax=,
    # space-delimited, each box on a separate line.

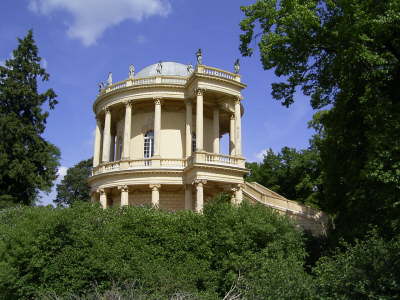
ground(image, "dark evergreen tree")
xmin=55 ymin=158 xmax=92 ymax=207
xmin=0 ymin=30 xmax=60 ymax=207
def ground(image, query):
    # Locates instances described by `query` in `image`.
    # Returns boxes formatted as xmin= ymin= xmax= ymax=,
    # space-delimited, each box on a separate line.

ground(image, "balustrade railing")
xmin=199 ymin=66 xmax=239 ymax=81
xmin=92 ymin=152 xmax=244 ymax=176
xmin=205 ymin=153 xmax=238 ymax=165
xmin=98 ymin=65 xmax=240 ymax=95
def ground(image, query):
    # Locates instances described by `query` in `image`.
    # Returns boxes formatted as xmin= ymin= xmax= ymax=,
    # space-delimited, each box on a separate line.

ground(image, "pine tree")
xmin=0 ymin=30 xmax=60 ymax=207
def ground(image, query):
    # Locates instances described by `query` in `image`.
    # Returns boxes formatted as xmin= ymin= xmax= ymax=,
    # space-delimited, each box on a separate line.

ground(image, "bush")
xmin=0 ymin=200 xmax=308 ymax=299
xmin=313 ymin=232 xmax=400 ymax=299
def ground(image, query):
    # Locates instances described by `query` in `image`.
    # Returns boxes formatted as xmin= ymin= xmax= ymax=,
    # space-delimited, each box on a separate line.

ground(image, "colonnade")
xmin=92 ymin=89 xmax=244 ymax=211
xmin=94 ymin=180 xmax=243 ymax=211
xmin=92 ymin=89 xmax=243 ymax=167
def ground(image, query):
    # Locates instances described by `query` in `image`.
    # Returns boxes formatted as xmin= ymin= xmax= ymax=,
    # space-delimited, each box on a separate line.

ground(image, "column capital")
xmin=194 ymin=88 xmax=206 ymax=96
xmin=124 ymin=100 xmax=134 ymax=108
xmin=97 ymin=188 xmax=106 ymax=195
xmin=230 ymin=113 xmax=235 ymax=120
xmin=103 ymin=106 xmax=111 ymax=113
xmin=185 ymin=98 xmax=193 ymax=105
xmin=118 ymin=185 xmax=129 ymax=192
xmin=153 ymin=97 xmax=163 ymax=105
xmin=193 ymin=179 xmax=207 ymax=187
xmin=234 ymin=95 xmax=242 ymax=104
xmin=149 ymin=184 xmax=161 ymax=191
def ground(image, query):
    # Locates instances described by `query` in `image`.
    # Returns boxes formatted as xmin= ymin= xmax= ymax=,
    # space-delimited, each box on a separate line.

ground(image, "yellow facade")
xmin=88 ymin=61 xmax=328 ymax=236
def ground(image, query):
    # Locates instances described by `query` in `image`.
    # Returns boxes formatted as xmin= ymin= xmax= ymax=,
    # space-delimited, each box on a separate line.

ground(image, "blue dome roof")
xmin=135 ymin=62 xmax=191 ymax=78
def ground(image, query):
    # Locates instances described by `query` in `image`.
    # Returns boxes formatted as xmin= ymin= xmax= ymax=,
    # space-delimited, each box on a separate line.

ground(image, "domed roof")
xmin=135 ymin=61 xmax=192 ymax=78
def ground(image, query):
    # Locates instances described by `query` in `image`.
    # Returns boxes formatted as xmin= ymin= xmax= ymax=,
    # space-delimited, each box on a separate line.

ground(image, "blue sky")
xmin=0 ymin=0 xmax=316 ymax=205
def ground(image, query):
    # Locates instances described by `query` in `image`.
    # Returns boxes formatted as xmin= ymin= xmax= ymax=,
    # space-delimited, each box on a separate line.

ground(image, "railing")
xmin=98 ymin=65 xmax=240 ymax=95
xmin=199 ymin=65 xmax=239 ymax=81
xmin=161 ymin=76 xmax=187 ymax=85
xmin=160 ymin=158 xmax=187 ymax=168
xmin=92 ymin=161 xmax=121 ymax=175
xmin=132 ymin=77 xmax=157 ymax=85
xmin=205 ymin=153 xmax=238 ymax=165
xmin=92 ymin=152 xmax=243 ymax=175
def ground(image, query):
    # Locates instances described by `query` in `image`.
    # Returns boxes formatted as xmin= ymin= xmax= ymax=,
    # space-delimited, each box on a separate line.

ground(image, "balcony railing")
xmin=99 ymin=65 xmax=241 ymax=95
xmin=91 ymin=152 xmax=245 ymax=176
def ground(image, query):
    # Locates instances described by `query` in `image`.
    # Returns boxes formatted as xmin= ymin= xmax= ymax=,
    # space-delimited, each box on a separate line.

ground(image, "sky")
xmin=0 ymin=0 xmax=316 ymax=205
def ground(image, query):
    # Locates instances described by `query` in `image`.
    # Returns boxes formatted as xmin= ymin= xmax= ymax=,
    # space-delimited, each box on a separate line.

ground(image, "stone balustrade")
xmin=99 ymin=65 xmax=241 ymax=95
xmin=92 ymin=152 xmax=244 ymax=176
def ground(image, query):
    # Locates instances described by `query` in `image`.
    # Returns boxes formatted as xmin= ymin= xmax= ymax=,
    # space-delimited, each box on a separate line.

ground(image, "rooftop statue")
xmin=98 ymin=81 xmax=105 ymax=92
xmin=156 ymin=61 xmax=163 ymax=74
xmin=129 ymin=64 xmax=135 ymax=79
xmin=107 ymin=72 xmax=112 ymax=86
xmin=187 ymin=63 xmax=194 ymax=73
xmin=234 ymin=59 xmax=240 ymax=74
xmin=196 ymin=48 xmax=202 ymax=65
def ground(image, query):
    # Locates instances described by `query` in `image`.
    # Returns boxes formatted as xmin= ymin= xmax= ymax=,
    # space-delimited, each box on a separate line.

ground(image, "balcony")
xmin=98 ymin=64 xmax=241 ymax=96
xmin=91 ymin=152 xmax=246 ymax=176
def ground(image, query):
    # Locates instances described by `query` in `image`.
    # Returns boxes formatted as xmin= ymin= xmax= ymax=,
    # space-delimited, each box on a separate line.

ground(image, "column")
xmin=229 ymin=114 xmax=235 ymax=156
xmin=195 ymin=88 xmax=204 ymax=151
xmin=235 ymin=184 xmax=243 ymax=205
xmin=99 ymin=188 xmax=107 ymax=209
xmin=110 ymin=135 xmax=115 ymax=161
xmin=123 ymin=101 xmax=132 ymax=159
xmin=194 ymin=180 xmax=206 ymax=212
xmin=119 ymin=185 xmax=129 ymax=207
xmin=93 ymin=117 xmax=102 ymax=167
xmin=150 ymin=184 xmax=161 ymax=207
xmin=234 ymin=97 xmax=242 ymax=156
xmin=213 ymin=106 xmax=220 ymax=154
xmin=90 ymin=191 xmax=97 ymax=203
xmin=185 ymin=99 xmax=193 ymax=158
xmin=154 ymin=98 xmax=162 ymax=157
xmin=102 ymin=107 xmax=111 ymax=162
xmin=184 ymin=184 xmax=192 ymax=210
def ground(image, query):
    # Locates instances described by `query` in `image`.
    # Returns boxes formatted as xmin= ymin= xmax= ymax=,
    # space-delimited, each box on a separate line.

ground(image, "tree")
xmin=55 ymin=158 xmax=92 ymax=207
xmin=0 ymin=201 xmax=308 ymax=299
xmin=240 ymin=0 xmax=400 ymax=241
xmin=0 ymin=30 xmax=60 ymax=207
xmin=313 ymin=231 xmax=400 ymax=299
xmin=246 ymin=146 xmax=323 ymax=208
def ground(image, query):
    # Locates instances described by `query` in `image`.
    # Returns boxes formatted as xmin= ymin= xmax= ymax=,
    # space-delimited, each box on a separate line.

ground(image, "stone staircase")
xmin=243 ymin=182 xmax=329 ymax=236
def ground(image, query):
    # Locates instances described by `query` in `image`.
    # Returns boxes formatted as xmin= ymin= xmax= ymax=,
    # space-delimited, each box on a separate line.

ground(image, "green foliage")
xmin=0 ymin=201 xmax=307 ymax=299
xmin=240 ymin=0 xmax=400 ymax=241
xmin=55 ymin=158 xmax=93 ymax=207
xmin=246 ymin=146 xmax=322 ymax=208
xmin=0 ymin=30 xmax=60 ymax=207
xmin=313 ymin=232 xmax=400 ymax=299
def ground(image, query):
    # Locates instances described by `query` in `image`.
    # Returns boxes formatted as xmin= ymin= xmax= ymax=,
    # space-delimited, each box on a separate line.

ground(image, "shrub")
xmin=313 ymin=232 xmax=400 ymax=299
xmin=0 ymin=200 xmax=308 ymax=299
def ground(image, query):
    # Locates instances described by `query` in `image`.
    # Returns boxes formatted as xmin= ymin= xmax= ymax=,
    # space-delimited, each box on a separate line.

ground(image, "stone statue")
xmin=98 ymin=82 xmax=105 ymax=92
xmin=187 ymin=63 xmax=194 ymax=73
xmin=234 ymin=59 xmax=240 ymax=74
xmin=156 ymin=61 xmax=163 ymax=74
xmin=129 ymin=64 xmax=135 ymax=79
xmin=107 ymin=72 xmax=112 ymax=86
xmin=196 ymin=48 xmax=202 ymax=65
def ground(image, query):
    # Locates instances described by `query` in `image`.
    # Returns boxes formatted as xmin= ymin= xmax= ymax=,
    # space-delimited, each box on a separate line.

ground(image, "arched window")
xmin=192 ymin=133 xmax=196 ymax=153
xmin=144 ymin=130 xmax=154 ymax=158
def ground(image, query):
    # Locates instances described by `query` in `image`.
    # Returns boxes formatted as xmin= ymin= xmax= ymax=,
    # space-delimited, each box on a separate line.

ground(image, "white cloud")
xmin=57 ymin=166 xmax=68 ymax=182
xmin=255 ymin=149 xmax=268 ymax=161
xmin=28 ymin=0 xmax=171 ymax=46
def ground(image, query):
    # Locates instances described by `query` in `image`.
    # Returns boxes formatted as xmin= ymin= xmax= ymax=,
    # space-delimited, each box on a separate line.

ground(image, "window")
xmin=144 ymin=130 xmax=154 ymax=158
xmin=192 ymin=133 xmax=196 ymax=153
